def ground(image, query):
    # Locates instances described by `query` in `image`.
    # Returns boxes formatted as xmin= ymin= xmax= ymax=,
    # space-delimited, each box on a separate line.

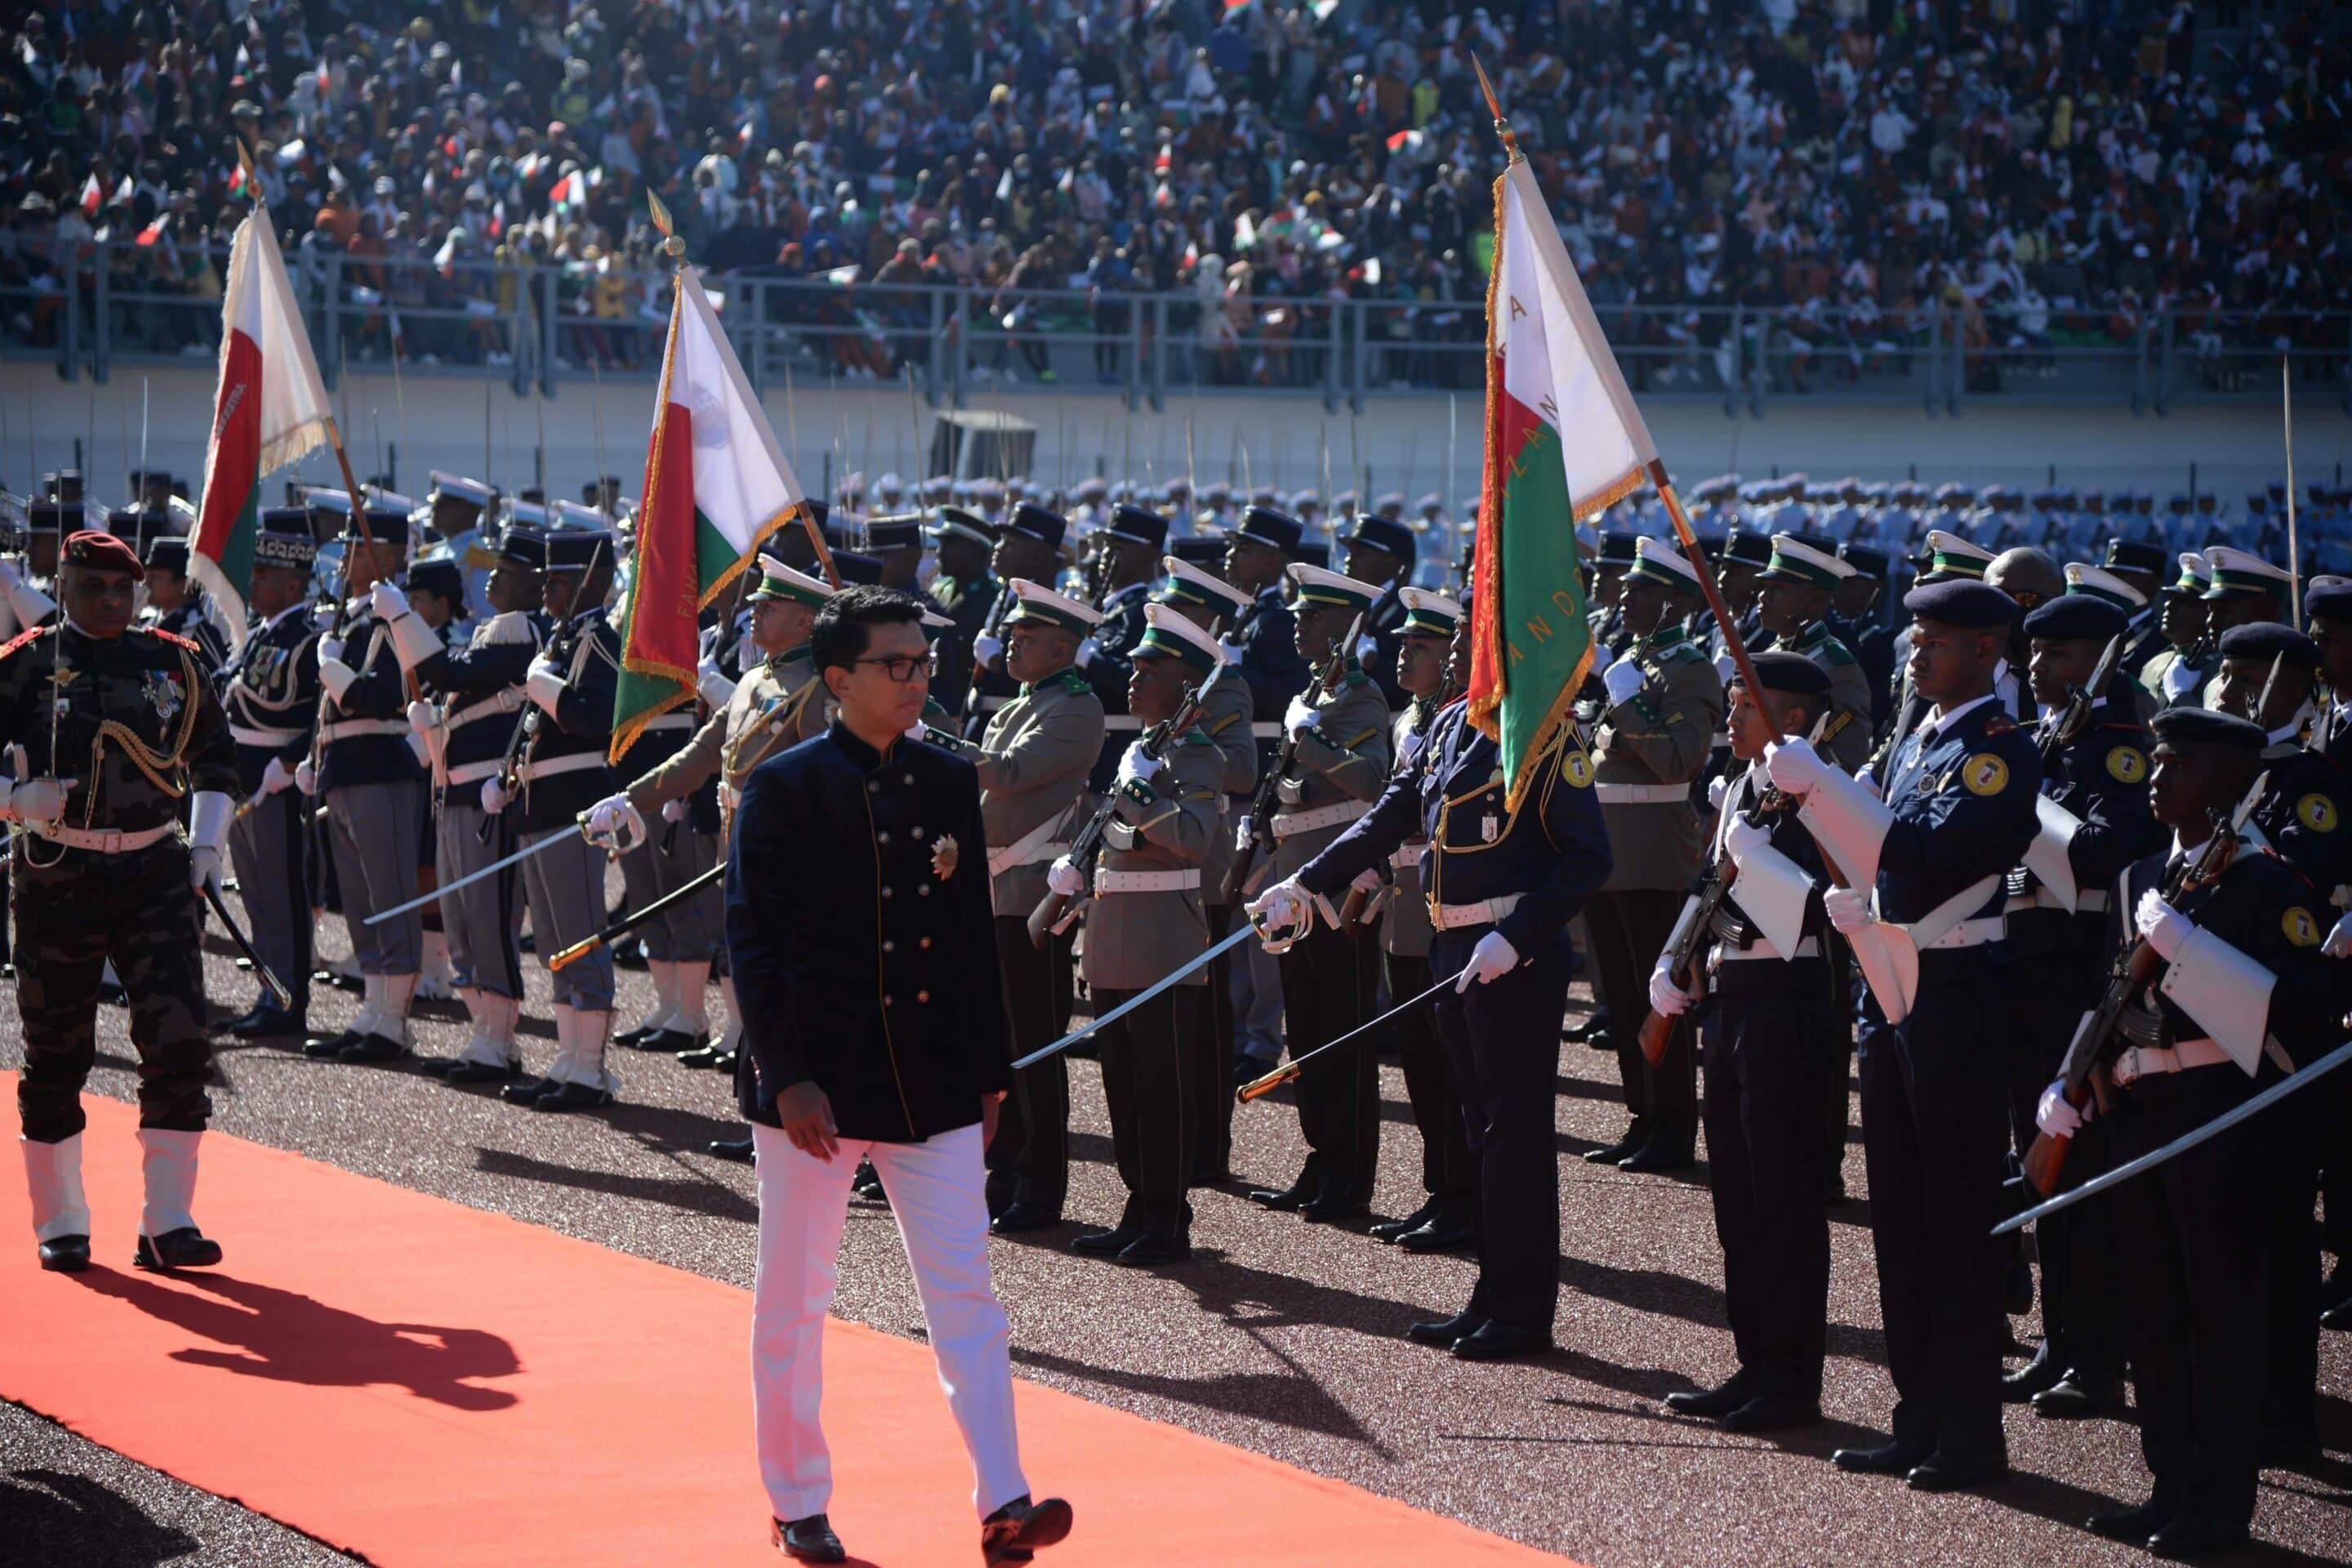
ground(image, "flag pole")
xmin=2283 ymin=355 xmax=2301 ymax=630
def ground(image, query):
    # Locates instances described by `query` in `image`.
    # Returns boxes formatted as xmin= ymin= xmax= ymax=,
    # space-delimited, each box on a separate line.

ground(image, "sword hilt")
xmin=549 ymin=935 xmax=601 ymax=973
xmin=1236 ymin=1063 xmax=1298 ymax=1103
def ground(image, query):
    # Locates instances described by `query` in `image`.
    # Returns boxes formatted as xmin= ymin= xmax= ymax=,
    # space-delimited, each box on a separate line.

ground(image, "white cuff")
xmin=317 ymin=656 xmax=359 ymax=704
xmin=526 ymin=669 xmax=566 ymax=715
xmin=386 ymin=611 xmax=443 ymax=670
xmin=697 ymin=668 xmax=737 ymax=710
xmin=187 ymin=790 xmax=233 ymax=853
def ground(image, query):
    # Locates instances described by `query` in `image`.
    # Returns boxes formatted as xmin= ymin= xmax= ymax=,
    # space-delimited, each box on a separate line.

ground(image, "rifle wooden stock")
xmin=1022 ymin=690 xmax=1207 ymax=951
xmin=2020 ymin=939 xmax=2164 ymax=1196
xmin=1219 ymin=612 xmax=1364 ymax=906
xmin=1025 ymin=888 xmax=1075 ymax=951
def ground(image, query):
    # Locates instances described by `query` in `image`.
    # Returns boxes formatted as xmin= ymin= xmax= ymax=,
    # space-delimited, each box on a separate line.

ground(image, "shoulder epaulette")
xmin=1180 ymin=728 xmax=1216 ymax=747
xmin=1982 ymin=713 xmax=2018 ymax=737
xmin=1660 ymin=641 xmax=1704 ymax=664
xmin=1055 ymin=669 xmax=1091 ymax=697
xmin=149 ymin=628 xmax=201 ymax=653
xmin=1820 ymin=643 xmax=1857 ymax=666
xmin=1339 ymin=668 xmax=1370 ymax=688
xmin=0 ymin=624 xmax=47 ymax=659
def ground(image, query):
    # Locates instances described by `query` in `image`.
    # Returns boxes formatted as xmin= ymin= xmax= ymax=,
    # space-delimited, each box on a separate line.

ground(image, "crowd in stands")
xmin=1 ymin=1 xmax=2343 ymax=394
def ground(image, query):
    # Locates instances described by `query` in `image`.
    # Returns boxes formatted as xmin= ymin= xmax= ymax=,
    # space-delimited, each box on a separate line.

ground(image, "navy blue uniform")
xmin=728 ymin=724 xmax=1011 ymax=1138
xmin=1232 ymin=585 xmax=1312 ymax=725
xmin=317 ymin=603 xmax=424 ymax=791
xmin=516 ymin=608 xmax=618 ymax=834
xmin=1357 ymin=580 xmax=1409 ymax=709
xmin=1080 ymin=579 xmax=1152 ymax=792
xmin=1859 ymin=694 xmax=2041 ymax=1465
xmin=1298 ymin=702 xmax=1611 ymax=1337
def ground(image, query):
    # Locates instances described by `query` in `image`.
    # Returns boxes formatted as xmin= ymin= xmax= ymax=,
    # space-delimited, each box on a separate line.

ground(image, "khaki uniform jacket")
xmin=1195 ymin=662 xmax=1258 ymax=906
xmin=1379 ymin=698 xmax=1443 ymax=959
xmin=625 ymin=652 xmax=822 ymax=824
xmin=1593 ymin=626 xmax=1722 ymax=891
xmin=1270 ymin=667 xmax=1392 ymax=880
xmin=1782 ymin=617 xmax=1876 ymax=772
xmin=1082 ymin=731 xmax=1223 ymax=990
xmin=969 ymin=668 xmax=1107 ymax=917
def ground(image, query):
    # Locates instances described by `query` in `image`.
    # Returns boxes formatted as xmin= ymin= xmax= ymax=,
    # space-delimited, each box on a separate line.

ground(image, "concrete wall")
xmin=4 ymin=361 xmax=2343 ymax=514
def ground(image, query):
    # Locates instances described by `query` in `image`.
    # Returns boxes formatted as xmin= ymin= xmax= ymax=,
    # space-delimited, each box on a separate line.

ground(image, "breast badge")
xmin=1962 ymin=753 xmax=2010 ymax=796
xmin=931 ymin=833 xmax=960 ymax=880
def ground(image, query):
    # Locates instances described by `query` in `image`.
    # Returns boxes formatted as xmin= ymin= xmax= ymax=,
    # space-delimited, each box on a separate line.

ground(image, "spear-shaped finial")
xmin=1471 ymin=54 xmax=1521 ymax=163
xmin=647 ymin=188 xmax=686 ymax=259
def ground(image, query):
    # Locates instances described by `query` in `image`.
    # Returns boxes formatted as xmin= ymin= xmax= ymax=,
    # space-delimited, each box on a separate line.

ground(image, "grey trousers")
xmin=327 ymin=779 xmax=423 ymax=976
xmin=522 ymin=826 xmax=614 ymax=1010
xmin=225 ymin=787 xmax=312 ymax=1014
xmin=439 ymin=800 xmax=525 ymax=1000
xmin=617 ymin=819 xmax=719 ymax=963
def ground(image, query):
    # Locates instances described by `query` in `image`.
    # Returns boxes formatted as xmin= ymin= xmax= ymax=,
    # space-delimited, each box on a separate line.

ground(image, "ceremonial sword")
xmin=363 ymin=810 xmax=637 ymax=925
xmin=1012 ymin=920 xmax=1263 ymax=1070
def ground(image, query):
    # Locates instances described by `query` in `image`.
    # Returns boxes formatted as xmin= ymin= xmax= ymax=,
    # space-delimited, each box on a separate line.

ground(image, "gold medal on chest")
xmin=145 ymin=670 xmax=183 ymax=724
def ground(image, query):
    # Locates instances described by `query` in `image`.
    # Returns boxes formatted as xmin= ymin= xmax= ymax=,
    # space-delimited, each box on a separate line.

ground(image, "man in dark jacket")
xmin=728 ymin=586 xmax=1072 ymax=1568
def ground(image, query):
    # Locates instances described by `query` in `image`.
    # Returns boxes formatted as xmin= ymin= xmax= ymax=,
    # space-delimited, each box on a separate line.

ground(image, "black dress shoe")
xmin=990 ymin=1201 xmax=1060 ymax=1235
xmin=1298 ymin=1193 xmax=1370 ymax=1223
xmin=1452 ymin=1321 xmax=1553 ymax=1361
xmin=336 ymin=1031 xmax=410 ymax=1064
xmin=676 ymin=1042 xmax=733 ymax=1069
xmin=134 ymin=1227 xmax=223 ymax=1271
xmin=530 ymin=1080 xmax=614 ymax=1112
xmin=2087 ymin=1499 xmax=2180 ymax=1541
xmin=1246 ymin=1179 xmax=1313 ymax=1211
xmin=2030 ymin=1372 xmax=2126 ymax=1419
xmin=2322 ymin=1297 xmax=2352 ymax=1331
xmin=772 ymin=1512 xmax=845 ymax=1563
xmin=2146 ymin=1514 xmax=2248 ymax=1558
xmin=1404 ymin=1312 xmax=1486 ymax=1348
xmin=1370 ymin=1200 xmax=1438 ymax=1243
xmin=2001 ymin=1345 xmax=2065 ymax=1402
xmin=1905 ymin=1453 xmax=2009 ymax=1492
xmin=222 ymin=1004 xmax=304 ymax=1040
xmin=1583 ymin=1135 xmax=1643 ymax=1165
xmin=1562 ymin=1009 xmax=1610 ymax=1043
xmin=1395 ymin=1211 xmax=1477 ymax=1254
xmin=1721 ymin=1394 xmax=1822 ymax=1432
xmin=302 ymin=1029 xmax=359 ymax=1059
xmin=1662 ymin=1379 xmax=1751 ymax=1419
xmin=1114 ymin=1231 xmax=1192 ymax=1267
xmin=37 ymin=1234 xmax=91 ymax=1272
xmin=709 ymin=1138 xmax=755 ymax=1163
xmin=1069 ymin=1223 xmax=1143 ymax=1258
xmin=614 ymin=1022 xmax=657 ymax=1048
xmin=500 ymin=1076 xmax=564 ymax=1106
xmin=1618 ymin=1142 xmax=1696 ymax=1174
xmin=980 ymin=1494 xmax=1072 ymax=1566
xmin=849 ymin=1160 xmax=885 ymax=1200
xmin=2002 ymin=1252 xmax=2035 ymax=1316
xmin=639 ymin=1027 xmax=706 ymax=1054
xmin=443 ymin=1059 xmax=519 ymax=1085
xmin=1833 ymin=1441 xmax=1929 ymax=1476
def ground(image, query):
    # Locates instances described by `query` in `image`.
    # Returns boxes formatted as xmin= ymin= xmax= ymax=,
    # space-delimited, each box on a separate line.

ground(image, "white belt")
xmin=988 ymin=812 xmax=1072 ymax=877
xmin=1713 ymin=935 xmax=1822 ymax=962
xmin=1921 ymin=915 xmax=2007 ymax=951
xmin=2112 ymin=1037 xmax=2233 ymax=1085
xmin=976 ymin=693 xmax=1010 ymax=713
xmin=1432 ymin=893 xmax=1520 ymax=930
xmin=2005 ymin=886 xmax=2109 ymax=915
xmin=443 ymin=756 xmax=508 ymax=786
xmin=443 ymin=689 xmax=523 ymax=730
xmin=1102 ymin=715 xmax=1143 ymax=733
xmin=1094 ymin=868 xmax=1200 ymax=894
xmin=230 ymin=723 xmax=305 ymax=748
xmin=639 ymin=711 xmax=696 ymax=733
xmin=28 ymin=821 xmax=174 ymax=854
xmin=1250 ymin=720 xmax=1283 ymax=739
xmin=526 ymin=751 xmax=609 ymax=783
xmin=1389 ymin=843 xmax=1424 ymax=871
xmin=1271 ymin=799 xmax=1371 ymax=839
xmin=319 ymin=717 xmax=411 ymax=743
xmin=1595 ymin=782 xmax=1690 ymax=804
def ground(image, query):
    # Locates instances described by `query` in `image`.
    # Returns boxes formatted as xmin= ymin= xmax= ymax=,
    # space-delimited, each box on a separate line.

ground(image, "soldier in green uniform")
xmin=1753 ymin=535 xmax=1873 ymax=772
xmin=1584 ymin=538 xmax=1724 ymax=1172
xmin=9 ymin=531 xmax=238 ymax=1273
xmin=1050 ymin=604 xmax=1228 ymax=1265
xmin=2143 ymin=554 xmax=2215 ymax=706
xmin=1244 ymin=561 xmax=1393 ymax=1221
xmin=925 ymin=507 xmax=998 ymax=722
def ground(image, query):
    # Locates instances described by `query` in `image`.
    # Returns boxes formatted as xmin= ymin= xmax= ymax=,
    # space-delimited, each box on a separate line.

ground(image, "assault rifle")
xmin=1219 ymin=611 xmax=1365 ymax=906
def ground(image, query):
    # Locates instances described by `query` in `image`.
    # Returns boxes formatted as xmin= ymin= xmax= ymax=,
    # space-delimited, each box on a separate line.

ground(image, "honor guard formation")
xmin=7 ymin=462 xmax=2350 ymax=1564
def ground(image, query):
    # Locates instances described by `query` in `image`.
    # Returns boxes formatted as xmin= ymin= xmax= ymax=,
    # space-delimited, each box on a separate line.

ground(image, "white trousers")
xmin=751 ymin=1120 xmax=1028 ymax=1524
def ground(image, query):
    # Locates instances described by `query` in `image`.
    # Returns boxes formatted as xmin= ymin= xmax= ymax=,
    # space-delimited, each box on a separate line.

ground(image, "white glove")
xmin=5 ymin=776 xmax=73 ymax=824
xmin=1824 ymin=884 xmax=1873 ymax=933
xmin=973 ymin=633 xmax=1004 ymax=669
xmin=584 ymin=793 xmax=644 ymax=850
xmin=1349 ymin=866 xmax=1383 ymax=895
xmin=1764 ymin=737 xmax=1824 ymax=795
xmin=1714 ymin=653 xmax=1736 ymax=684
xmin=260 ymin=757 xmax=296 ymax=797
xmin=1073 ymin=635 xmax=1098 ymax=669
xmin=2160 ymin=659 xmax=2199 ymax=701
xmin=2324 ymin=911 xmax=2352 ymax=959
xmin=2035 ymin=1080 xmax=2087 ymax=1138
xmin=1233 ymin=813 xmax=1254 ymax=852
xmin=1453 ymin=929 xmax=1521 ymax=991
xmin=0 ymin=559 xmax=18 ymax=591
xmin=2135 ymin=889 xmax=2190 ymax=961
xmin=369 ymin=580 xmax=410 ymax=621
xmin=1284 ymin=694 xmax=1323 ymax=739
xmin=525 ymin=666 xmax=567 ymax=715
xmin=295 ymin=760 xmax=320 ymax=796
xmin=696 ymin=655 xmax=737 ymax=711
xmin=661 ymin=797 xmax=688 ymax=823
xmin=189 ymin=845 xmax=222 ymax=896
xmin=1707 ymin=774 xmax=1728 ymax=811
xmin=1246 ymin=875 xmax=1312 ymax=940
xmin=1587 ymin=643 xmax=1614 ymax=677
xmin=1855 ymin=764 xmax=1885 ymax=801
xmin=317 ymin=635 xmax=345 ymax=666
xmin=1601 ymin=660 xmax=1646 ymax=708
xmin=1217 ymin=637 xmax=1245 ymax=663
xmin=1116 ymin=741 xmax=1161 ymax=785
xmin=1046 ymin=856 xmax=1086 ymax=898
xmin=1723 ymin=814 xmax=1771 ymax=862
xmin=1648 ymin=956 xmax=1694 ymax=1016
xmin=406 ymin=697 xmax=438 ymax=735
xmin=481 ymin=777 xmax=510 ymax=815
xmin=1354 ymin=634 xmax=1379 ymax=662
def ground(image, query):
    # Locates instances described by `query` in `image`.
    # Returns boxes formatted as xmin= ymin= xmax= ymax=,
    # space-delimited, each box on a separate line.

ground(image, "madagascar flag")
xmin=611 ymin=265 xmax=807 ymax=760
xmin=189 ymin=205 xmax=332 ymax=654
xmin=1468 ymin=158 xmax=1660 ymax=808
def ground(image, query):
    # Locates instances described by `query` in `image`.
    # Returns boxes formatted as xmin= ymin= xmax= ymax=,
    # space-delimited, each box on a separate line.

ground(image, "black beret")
xmin=2103 ymin=540 xmax=2167 ymax=575
xmin=2022 ymin=595 xmax=2127 ymax=642
xmin=1903 ymin=579 xmax=2020 ymax=629
xmin=1734 ymin=650 xmax=1832 ymax=697
xmin=2304 ymin=576 xmax=2352 ymax=625
xmin=2216 ymin=621 xmax=2319 ymax=670
xmin=2149 ymin=706 xmax=2265 ymax=754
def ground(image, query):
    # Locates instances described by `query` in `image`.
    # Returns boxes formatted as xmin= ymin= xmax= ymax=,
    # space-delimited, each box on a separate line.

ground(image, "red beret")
xmin=62 ymin=529 xmax=146 ymax=582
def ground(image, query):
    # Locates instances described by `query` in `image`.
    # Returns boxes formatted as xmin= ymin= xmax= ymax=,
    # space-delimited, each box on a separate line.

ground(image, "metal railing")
xmin=6 ymin=243 xmax=2348 ymax=419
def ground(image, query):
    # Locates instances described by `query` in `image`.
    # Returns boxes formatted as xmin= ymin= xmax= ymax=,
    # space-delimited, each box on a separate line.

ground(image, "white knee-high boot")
xmin=138 ymin=1128 xmax=203 ymax=1239
xmin=22 ymin=1134 xmax=91 ymax=1241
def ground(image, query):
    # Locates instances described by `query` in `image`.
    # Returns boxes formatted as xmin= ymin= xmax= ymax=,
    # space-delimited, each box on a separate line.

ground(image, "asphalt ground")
xmin=3 ymin=886 xmax=2348 ymax=1568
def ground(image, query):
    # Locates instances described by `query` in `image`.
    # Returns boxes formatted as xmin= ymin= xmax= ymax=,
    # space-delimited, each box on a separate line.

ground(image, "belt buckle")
xmin=2112 ymin=1047 xmax=2142 ymax=1089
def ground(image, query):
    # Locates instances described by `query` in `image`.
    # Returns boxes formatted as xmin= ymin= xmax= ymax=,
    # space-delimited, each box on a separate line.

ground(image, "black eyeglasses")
xmin=844 ymin=653 xmax=936 ymax=684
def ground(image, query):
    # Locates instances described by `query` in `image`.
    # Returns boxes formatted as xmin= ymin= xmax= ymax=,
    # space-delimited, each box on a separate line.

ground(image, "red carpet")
xmin=0 ymin=1081 xmax=1572 ymax=1566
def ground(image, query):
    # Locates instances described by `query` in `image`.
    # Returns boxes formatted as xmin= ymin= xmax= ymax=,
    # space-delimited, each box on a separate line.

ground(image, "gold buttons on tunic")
xmin=916 ymin=990 xmax=930 ymax=1004
xmin=883 ymin=939 xmax=896 ymax=953
xmin=881 ymin=885 xmax=893 ymax=899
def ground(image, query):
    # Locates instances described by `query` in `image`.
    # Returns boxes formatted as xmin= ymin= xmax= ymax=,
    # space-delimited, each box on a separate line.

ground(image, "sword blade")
xmin=1012 ymin=921 xmax=1258 ymax=1069
xmin=363 ymin=825 xmax=574 ymax=925
xmin=1238 ymin=969 xmax=1457 ymax=1102
xmin=1994 ymin=1037 xmax=2352 ymax=1236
